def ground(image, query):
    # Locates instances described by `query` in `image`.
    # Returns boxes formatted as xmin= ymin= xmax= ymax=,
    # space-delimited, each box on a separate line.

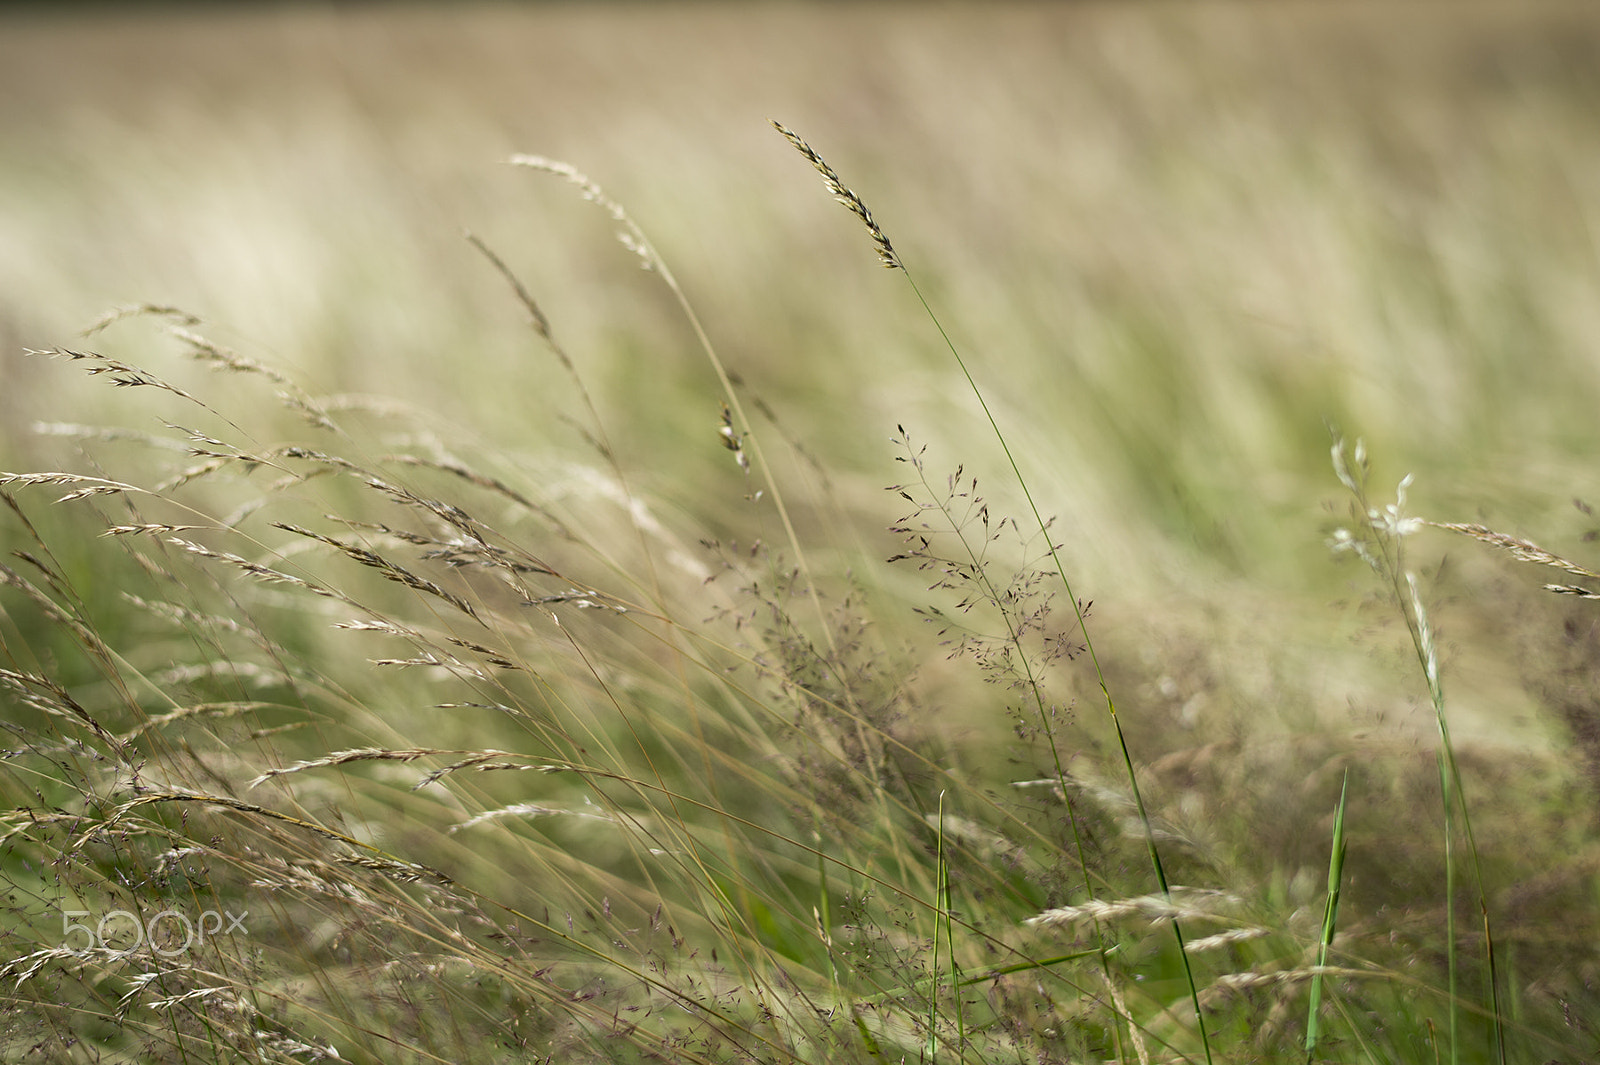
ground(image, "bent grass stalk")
xmin=1332 ymin=439 xmax=1505 ymax=1065
xmin=510 ymin=152 xmax=949 ymax=1054
xmin=6 ymin=363 xmax=800 ymax=1058
xmin=506 ymin=154 xmax=815 ymax=952
xmin=7 ymin=315 xmax=1067 ymax=1059
xmin=773 ymin=119 xmax=1213 ymax=1064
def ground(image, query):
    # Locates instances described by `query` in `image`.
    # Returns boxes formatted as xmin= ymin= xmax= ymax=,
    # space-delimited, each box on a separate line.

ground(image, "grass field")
xmin=5 ymin=2 xmax=1600 ymax=1061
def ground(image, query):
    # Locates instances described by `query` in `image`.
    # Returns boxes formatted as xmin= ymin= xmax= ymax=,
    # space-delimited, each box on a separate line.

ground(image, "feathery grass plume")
xmin=248 ymin=746 xmax=508 ymax=786
xmin=8 ymin=319 xmax=889 ymax=1062
xmin=1428 ymin=520 xmax=1600 ymax=585
xmin=169 ymin=326 xmax=292 ymax=387
xmin=269 ymin=520 xmax=484 ymax=623
xmin=449 ymin=801 xmax=618 ymax=833
xmin=28 ymin=347 xmax=199 ymax=401
xmin=167 ymin=325 xmax=339 ymax=430
xmin=510 ymin=147 xmax=829 ymax=648
xmin=518 ymin=151 xmax=928 ymax=1023
xmin=1026 ymin=888 xmax=1238 ymax=930
xmin=504 ymin=165 xmax=907 ymax=1004
xmin=770 ymin=121 xmax=901 ymax=270
xmin=115 ymin=700 xmax=268 ymax=743
xmin=465 ymin=230 xmax=553 ymax=343
xmin=165 ymin=537 xmax=344 ymax=600
xmin=386 ymin=451 xmax=546 ymax=516
xmin=1204 ymin=966 xmax=1379 ymax=1000
xmin=509 ymin=154 xmax=661 ymax=273
xmin=1186 ymin=927 xmax=1272 ymax=954
xmin=0 ymin=471 xmax=146 ymax=501
xmin=1102 ymin=971 xmax=1151 ymax=1065
xmin=80 ymin=303 xmax=203 ymax=336
xmin=101 ymin=521 xmax=203 ymax=536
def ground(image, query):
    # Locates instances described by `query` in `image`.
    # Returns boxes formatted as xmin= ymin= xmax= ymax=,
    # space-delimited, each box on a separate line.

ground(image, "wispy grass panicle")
xmin=1330 ymin=437 xmax=1505 ymax=1065
xmin=778 ymin=120 xmax=1214 ymax=1063
xmin=509 ymin=154 xmax=662 ymax=273
xmin=512 ymin=148 xmax=832 ymax=654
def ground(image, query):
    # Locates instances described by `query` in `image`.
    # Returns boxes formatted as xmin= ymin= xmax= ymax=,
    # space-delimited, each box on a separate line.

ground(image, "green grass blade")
xmin=1306 ymin=768 xmax=1350 ymax=1061
xmin=930 ymin=790 xmax=945 ymax=1064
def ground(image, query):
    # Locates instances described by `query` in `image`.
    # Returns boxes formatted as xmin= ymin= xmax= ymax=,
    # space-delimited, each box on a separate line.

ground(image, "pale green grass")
xmin=4 ymin=3 xmax=1598 ymax=598
xmin=3 ymin=3 xmax=1600 ymax=1063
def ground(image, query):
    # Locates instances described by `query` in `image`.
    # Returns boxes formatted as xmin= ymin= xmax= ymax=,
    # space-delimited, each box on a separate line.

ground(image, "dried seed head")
xmin=1429 ymin=521 xmax=1600 ymax=581
xmin=771 ymin=121 xmax=901 ymax=270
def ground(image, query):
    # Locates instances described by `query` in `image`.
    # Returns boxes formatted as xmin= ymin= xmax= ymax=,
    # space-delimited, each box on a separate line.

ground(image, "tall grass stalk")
xmin=507 ymin=154 xmax=921 ymax=961
xmin=1332 ymin=439 xmax=1505 ymax=1065
xmin=774 ymin=119 xmax=1213 ymax=1063
xmin=502 ymin=148 xmax=1129 ymax=1060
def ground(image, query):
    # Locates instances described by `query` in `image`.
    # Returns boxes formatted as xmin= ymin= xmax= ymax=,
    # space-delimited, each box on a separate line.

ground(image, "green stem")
xmin=902 ymin=270 xmax=1214 ymax=1065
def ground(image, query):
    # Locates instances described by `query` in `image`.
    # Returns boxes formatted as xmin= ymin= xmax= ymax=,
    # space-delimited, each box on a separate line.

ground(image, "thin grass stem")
xmin=772 ymin=120 xmax=1215 ymax=1065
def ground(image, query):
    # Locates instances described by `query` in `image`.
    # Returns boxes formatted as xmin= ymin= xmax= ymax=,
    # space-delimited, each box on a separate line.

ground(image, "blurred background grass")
xmin=3 ymin=0 xmax=1599 ymax=788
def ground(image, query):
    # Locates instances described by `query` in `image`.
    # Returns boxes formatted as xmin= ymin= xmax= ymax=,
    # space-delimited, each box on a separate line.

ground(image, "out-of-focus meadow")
xmin=5 ymin=2 xmax=1600 ymax=1061
xmin=1 ymin=1 xmax=1594 ymax=732
xmin=5 ymin=4 xmax=1599 ymax=596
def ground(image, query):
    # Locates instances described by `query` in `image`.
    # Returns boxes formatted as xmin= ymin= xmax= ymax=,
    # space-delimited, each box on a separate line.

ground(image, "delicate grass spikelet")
xmin=1429 ymin=520 xmax=1600 ymax=587
xmin=1025 ymin=889 xmax=1236 ymax=930
xmin=509 ymin=154 xmax=661 ymax=272
xmin=771 ymin=120 xmax=901 ymax=270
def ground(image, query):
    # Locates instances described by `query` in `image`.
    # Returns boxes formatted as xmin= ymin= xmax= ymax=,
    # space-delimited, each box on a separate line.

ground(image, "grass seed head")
xmin=772 ymin=120 xmax=901 ymax=270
